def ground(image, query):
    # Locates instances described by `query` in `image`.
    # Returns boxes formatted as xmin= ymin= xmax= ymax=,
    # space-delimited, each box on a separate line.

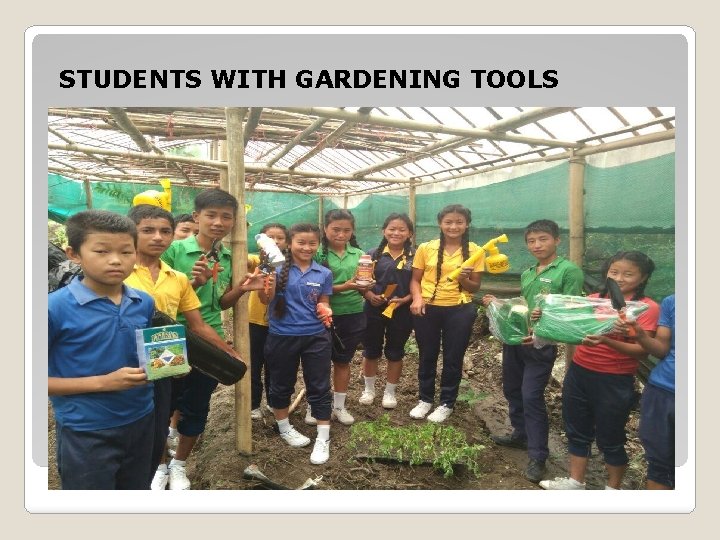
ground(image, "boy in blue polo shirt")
xmin=482 ymin=219 xmax=584 ymax=484
xmin=48 ymin=210 xmax=156 ymax=489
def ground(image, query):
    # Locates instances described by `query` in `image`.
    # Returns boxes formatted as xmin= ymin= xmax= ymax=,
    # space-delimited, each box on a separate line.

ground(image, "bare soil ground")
xmin=48 ymin=318 xmax=647 ymax=491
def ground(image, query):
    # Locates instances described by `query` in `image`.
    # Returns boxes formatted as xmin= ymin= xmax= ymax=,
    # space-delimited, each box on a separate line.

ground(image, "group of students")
xmin=48 ymin=187 xmax=676 ymax=492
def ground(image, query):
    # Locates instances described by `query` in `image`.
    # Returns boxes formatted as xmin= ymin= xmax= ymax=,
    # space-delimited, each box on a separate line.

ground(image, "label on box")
xmin=136 ymin=324 xmax=190 ymax=381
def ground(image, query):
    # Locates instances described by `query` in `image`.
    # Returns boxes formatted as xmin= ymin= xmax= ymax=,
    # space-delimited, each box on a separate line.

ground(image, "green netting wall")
xmin=48 ymin=151 xmax=675 ymax=301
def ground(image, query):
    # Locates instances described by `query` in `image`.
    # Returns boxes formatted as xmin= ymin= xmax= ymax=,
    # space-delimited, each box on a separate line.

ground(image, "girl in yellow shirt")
xmin=409 ymin=204 xmax=483 ymax=423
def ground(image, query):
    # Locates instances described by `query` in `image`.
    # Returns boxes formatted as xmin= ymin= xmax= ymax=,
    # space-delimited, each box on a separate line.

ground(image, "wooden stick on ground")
xmin=288 ymin=388 xmax=306 ymax=415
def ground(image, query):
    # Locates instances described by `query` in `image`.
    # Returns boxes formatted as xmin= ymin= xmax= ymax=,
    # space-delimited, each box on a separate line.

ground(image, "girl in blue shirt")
xmin=260 ymin=223 xmax=334 ymax=465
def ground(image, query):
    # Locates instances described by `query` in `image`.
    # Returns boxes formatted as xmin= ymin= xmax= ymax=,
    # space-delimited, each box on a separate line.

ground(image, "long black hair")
xmin=372 ymin=212 xmax=415 ymax=265
xmin=598 ymin=250 xmax=655 ymax=301
xmin=273 ymin=223 xmax=322 ymax=319
xmin=319 ymin=209 xmax=361 ymax=268
xmin=430 ymin=204 xmax=472 ymax=303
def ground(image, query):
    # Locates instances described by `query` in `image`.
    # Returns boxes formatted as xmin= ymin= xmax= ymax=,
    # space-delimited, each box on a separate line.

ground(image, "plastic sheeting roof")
xmin=47 ymin=106 xmax=675 ymax=195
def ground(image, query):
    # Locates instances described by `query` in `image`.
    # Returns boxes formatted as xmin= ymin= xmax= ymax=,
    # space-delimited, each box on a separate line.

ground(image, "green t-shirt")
xmin=520 ymin=256 xmax=584 ymax=311
xmin=160 ymin=235 xmax=232 ymax=336
xmin=315 ymin=244 xmax=365 ymax=315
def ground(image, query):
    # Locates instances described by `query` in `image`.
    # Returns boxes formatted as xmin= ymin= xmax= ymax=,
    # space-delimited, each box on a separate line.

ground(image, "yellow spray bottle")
xmin=446 ymin=233 xmax=509 ymax=282
xmin=133 ymin=178 xmax=173 ymax=212
xmin=483 ymin=234 xmax=510 ymax=274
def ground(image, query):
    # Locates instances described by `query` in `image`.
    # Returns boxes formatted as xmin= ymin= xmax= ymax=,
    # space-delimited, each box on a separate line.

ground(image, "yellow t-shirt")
xmin=124 ymin=260 xmax=201 ymax=319
xmin=412 ymin=239 xmax=484 ymax=306
xmin=246 ymin=254 xmax=269 ymax=326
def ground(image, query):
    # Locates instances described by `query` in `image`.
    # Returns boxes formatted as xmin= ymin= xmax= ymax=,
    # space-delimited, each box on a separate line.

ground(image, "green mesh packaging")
xmin=486 ymin=297 xmax=531 ymax=345
xmin=533 ymin=294 xmax=650 ymax=345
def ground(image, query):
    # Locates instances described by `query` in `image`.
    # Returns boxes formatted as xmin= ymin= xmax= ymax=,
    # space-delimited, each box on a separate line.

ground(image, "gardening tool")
xmin=132 ymin=178 xmax=172 ymax=211
xmin=255 ymin=233 xmax=286 ymax=267
xmin=317 ymin=303 xmax=346 ymax=355
xmin=606 ymin=277 xmax=636 ymax=337
xmin=151 ymin=310 xmax=247 ymax=385
xmin=202 ymin=238 xmax=222 ymax=284
xmin=446 ymin=234 xmax=509 ymax=282
xmin=242 ymin=464 xmax=322 ymax=490
xmin=380 ymin=283 xmax=399 ymax=318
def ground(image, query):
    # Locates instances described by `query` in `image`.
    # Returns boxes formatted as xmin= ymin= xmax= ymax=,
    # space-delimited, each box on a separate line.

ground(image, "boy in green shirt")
xmin=160 ymin=188 xmax=264 ymax=489
xmin=483 ymin=219 xmax=583 ymax=484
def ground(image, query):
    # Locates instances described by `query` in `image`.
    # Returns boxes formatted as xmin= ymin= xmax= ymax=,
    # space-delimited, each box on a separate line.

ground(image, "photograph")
xmin=46 ymin=105 xmax=677 ymax=493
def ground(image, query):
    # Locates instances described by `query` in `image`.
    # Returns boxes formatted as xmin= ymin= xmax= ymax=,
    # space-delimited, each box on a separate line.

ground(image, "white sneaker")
xmin=427 ymin=404 xmax=453 ymax=423
xmin=305 ymin=406 xmax=318 ymax=426
xmin=409 ymin=401 xmax=433 ymax=419
xmin=167 ymin=447 xmax=176 ymax=458
xmin=250 ymin=408 xmax=263 ymax=420
xmin=382 ymin=393 xmax=398 ymax=409
xmin=359 ymin=390 xmax=375 ymax=405
xmin=279 ymin=426 xmax=311 ymax=448
xmin=539 ymin=477 xmax=586 ymax=490
xmin=310 ymin=438 xmax=331 ymax=465
xmin=150 ymin=466 xmax=169 ymax=490
xmin=168 ymin=463 xmax=191 ymax=490
xmin=332 ymin=407 xmax=355 ymax=425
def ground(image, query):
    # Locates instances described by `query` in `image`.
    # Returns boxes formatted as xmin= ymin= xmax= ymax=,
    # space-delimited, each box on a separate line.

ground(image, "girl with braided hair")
xmin=541 ymin=250 xmax=660 ymax=490
xmin=259 ymin=223 xmax=335 ymax=465
xmin=307 ymin=209 xmax=371 ymax=427
xmin=409 ymin=204 xmax=483 ymax=423
xmin=359 ymin=213 xmax=415 ymax=409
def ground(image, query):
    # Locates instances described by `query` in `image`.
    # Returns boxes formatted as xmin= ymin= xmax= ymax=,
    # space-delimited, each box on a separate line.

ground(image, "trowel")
xmin=606 ymin=277 xmax=635 ymax=337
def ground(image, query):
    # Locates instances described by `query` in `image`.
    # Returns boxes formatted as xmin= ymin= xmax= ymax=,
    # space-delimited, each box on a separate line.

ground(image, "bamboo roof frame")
xmin=48 ymin=106 xmax=676 ymax=195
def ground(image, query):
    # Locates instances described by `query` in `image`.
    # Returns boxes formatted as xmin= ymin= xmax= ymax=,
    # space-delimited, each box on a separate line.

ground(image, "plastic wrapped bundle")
xmin=533 ymin=294 xmax=649 ymax=345
xmin=485 ymin=297 xmax=531 ymax=345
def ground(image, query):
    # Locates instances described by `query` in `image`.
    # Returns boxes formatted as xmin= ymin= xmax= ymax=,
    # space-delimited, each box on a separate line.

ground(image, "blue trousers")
xmin=176 ymin=368 xmax=219 ymax=437
xmin=56 ymin=411 xmax=154 ymax=490
xmin=639 ymin=383 xmax=675 ymax=488
xmin=265 ymin=332 xmax=333 ymax=420
xmin=250 ymin=322 xmax=270 ymax=409
xmin=412 ymin=303 xmax=477 ymax=407
xmin=501 ymin=343 xmax=557 ymax=461
xmin=150 ymin=378 xmax=172 ymax=477
xmin=562 ymin=362 xmax=635 ymax=466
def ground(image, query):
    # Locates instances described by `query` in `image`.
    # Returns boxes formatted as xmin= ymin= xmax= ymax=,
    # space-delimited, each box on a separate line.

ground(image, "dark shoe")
xmin=525 ymin=458 xmax=547 ymax=483
xmin=490 ymin=433 xmax=528 ymax=449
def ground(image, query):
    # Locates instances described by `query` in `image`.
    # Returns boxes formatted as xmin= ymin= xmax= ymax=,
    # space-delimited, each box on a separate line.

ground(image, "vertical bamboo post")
xmin=343 ymin=194 xmax=348 ymax=209
xmin=218 ymin=140 xmax=228 ymax=191
xmin=83 ymin=179 xmax=93 ymax=209
xmin=225 ymin=107 xmax=252 ymax=455
xmin=318 ymin=196 xmax=324 ymax=227
xmin=409 ymin=184 xmax=417 ymax=229
xmin=568 ymin=155 xmax=586 ymax=268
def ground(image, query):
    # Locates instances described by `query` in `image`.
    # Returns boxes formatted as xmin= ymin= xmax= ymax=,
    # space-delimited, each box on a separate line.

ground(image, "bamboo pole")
xmin=568 ymin=155 xmax=586 ymax=268
xmin=83 ymin=179 xmax=93 ymax=209
xmin=48 ymin=142 xmax=412 ymax=184
xmin=218 ymin=140 xmax=228 ymax=191
xmin=318 ymin=196 xmax=324 ymax=228
xmin=226 ymin=107 xmax=252 ymax=455
xmin=106 ymin=107 xmax=191 ymax=182
xmin=343 ymin=195 xmax=348 ymax=210
xmin=276 ymin=107 xmax=581 ymax=149
xmin=267 ymin=117 xmax=327 ymax=166
xmin=409 ymin=184 xmax=417 ymax=228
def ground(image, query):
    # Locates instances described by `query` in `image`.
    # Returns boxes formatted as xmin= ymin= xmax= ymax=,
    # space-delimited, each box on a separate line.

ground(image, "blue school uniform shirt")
xmin=268 ymin=261 xmax=334 ymax=336
xmin=648 ymin=294 xmax=675 ymax=393
xmin=48 ymin=278 xmax=155 ymax=431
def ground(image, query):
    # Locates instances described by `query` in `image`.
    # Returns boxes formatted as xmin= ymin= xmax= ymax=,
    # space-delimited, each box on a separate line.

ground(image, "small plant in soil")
xmin=348 ymin=414 xmax=485 ymax=478
xmin=456 ymin=380 xmax=488 ymax=407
